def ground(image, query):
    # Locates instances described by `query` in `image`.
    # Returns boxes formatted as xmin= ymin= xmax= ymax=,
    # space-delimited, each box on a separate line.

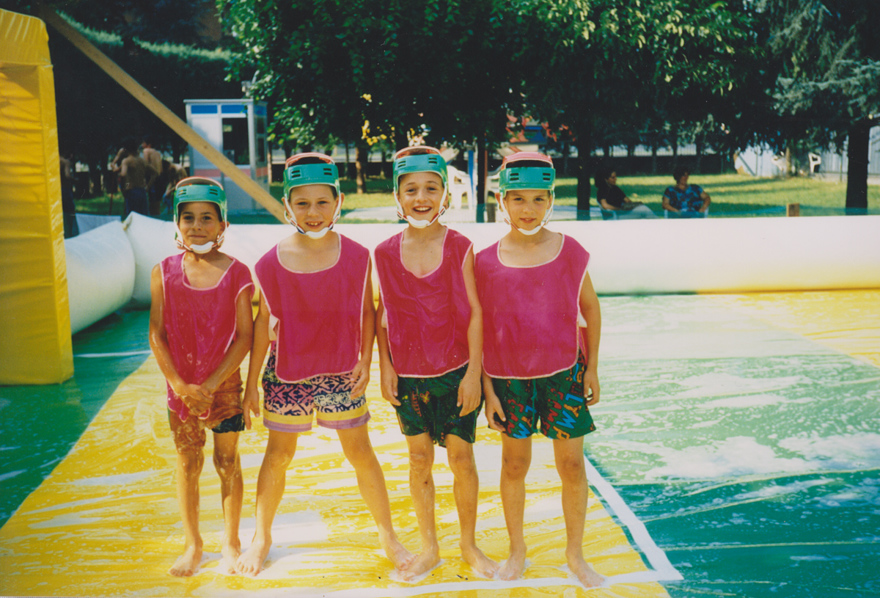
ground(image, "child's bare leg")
xmin=236 ymin=430 xmax=299 ymax=576
xmin=170 ymin=448 xmax=205 ymax=577
xmin=498 ymin=434 xmax=531 ymax=580
xmin=336 ymin=424 xmax=414 ymax=570
xmin=553 ymin=436 xmax=604 ymax=589
xmin=400 ymin=432 xmax=440 ymax=580
xmin=445 ymin=435 xmax=498 ymax=578
xmin=213 ymin=431 xmax=243 ymax=573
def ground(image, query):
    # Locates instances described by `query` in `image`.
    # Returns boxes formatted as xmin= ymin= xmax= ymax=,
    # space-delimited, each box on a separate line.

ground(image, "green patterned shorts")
xmin=490 ymin=351 xmax=596 ymax=440
xmin=395 ymin=364 xmax=482 ymax=448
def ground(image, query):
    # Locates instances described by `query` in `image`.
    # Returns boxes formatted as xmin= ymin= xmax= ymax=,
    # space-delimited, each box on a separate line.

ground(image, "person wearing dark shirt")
xmin=595 ymin=168 xmax=657 ymax=219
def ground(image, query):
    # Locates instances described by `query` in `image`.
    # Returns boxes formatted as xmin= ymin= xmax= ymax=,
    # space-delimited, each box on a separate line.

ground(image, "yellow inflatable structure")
xmin=0 ymin=9 xmax=72 ymax=385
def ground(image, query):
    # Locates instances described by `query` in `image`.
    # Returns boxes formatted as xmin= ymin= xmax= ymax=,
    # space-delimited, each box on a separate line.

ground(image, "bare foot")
xmin=382 ymin=536 xmax=415 ymax=571
xmin=219 ymin=538 xmax=242 ymax=575
xmin=498 ymin=546 xmax=527 ymax=581
xmin=399 ymin=546 xmax=440 ymax=581
xmin=235 ymin=538 xmax=271 ymax=577
xmin=568 ymin=555 xmax=604 ymax=589
xmin=169 ymin=544 xmax=202 ymax=577
xmin=461 ymin=543 xmax=499 ymax=579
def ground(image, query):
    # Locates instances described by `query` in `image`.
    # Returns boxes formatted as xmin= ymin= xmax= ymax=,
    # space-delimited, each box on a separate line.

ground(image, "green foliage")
xmin=770 ymin=0 xmax=880 ymax=136
xmin=47 ymin=10 xmax=239 ymax=173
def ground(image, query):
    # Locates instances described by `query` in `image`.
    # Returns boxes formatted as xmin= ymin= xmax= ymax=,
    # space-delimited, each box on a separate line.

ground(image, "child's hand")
xmin=174 ymin=383 xmax=213 ymax=417
xmin=350 ymin=360 xmax=370 ymax=399
xmin=242 ymin=386 xmax=261 ymax=430
xmin=380 ymin=364 xmax=400 ymax=406
xmin=584 ymin=369 xmax=600 ymax=406
xmin=484 ymin=390 xmax=507 ymax=433
xmin=457 ymin=370 xmax=482 ymax=417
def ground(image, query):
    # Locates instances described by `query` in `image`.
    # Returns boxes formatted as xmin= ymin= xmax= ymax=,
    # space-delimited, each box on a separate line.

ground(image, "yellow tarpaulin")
xmin=0 ymin=8 xmax=72 ymax=384
xmin=0 ymin=347 xmax=672 ymax=597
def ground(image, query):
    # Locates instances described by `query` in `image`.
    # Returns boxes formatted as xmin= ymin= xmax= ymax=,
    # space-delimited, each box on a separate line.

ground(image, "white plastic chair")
xmin=446 ymin=165 xmax=474 ymax=212
xmin=809 ymin=153 xmax=821 ymax=174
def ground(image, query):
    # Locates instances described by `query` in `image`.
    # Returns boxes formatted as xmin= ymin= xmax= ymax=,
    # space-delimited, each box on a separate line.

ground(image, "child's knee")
xmin=446 ymin=445 xmax=476 ymax=477
xmin=177 ymin=449 xmax=204 ymax=476
xmin=555 ymin=453 xmax=586 ymax=483
xmin=212 ymin=448 xmax=240 ymax=475
xmin=408 ymin=446 xmax=434 ymax=474
xmin=502 ymin=453 xmax=530 ymax=480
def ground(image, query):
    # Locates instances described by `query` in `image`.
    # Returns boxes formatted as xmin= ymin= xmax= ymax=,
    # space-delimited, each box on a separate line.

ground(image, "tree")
xmin=521 ymin=0 xmax=763 ymax=211
xmin=218 ymin=0 xmax=582 ymax=194
xmin=4 ymin=1 xmax=240 ymax=194
xmin=769 ymin=0 xmax=880 ymax=210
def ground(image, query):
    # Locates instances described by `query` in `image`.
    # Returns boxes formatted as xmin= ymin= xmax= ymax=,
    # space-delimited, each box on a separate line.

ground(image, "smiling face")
xmin=397 ymin=171 xmax=445 ymax=224
xmin=177 ymin=201 xmax=224 ymax=247
xmin=286 ymin=184 xmax=341 ymax=234
xmin=502 ymin=188 xmax=552 ymax=232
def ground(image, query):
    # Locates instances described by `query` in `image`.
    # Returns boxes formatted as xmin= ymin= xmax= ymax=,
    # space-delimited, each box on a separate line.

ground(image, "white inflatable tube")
xmin=119 ymin=213 xmax=880 ymax=309
xmin=65 ymin=221 xmax=135 ymax=334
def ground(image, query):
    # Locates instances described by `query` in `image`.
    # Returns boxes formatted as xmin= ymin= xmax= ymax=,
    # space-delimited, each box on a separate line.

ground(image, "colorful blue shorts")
xmin=262 ymin=349 xmax=370 ymax=433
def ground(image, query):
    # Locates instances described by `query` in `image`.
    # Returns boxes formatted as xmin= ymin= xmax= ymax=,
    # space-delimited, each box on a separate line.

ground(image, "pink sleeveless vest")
xmin=476 ymin=235 xmax=589 ymax=379
xmin=161 ymin=253 xmax=254 ymax=420
xmin=255 ymin=234 xmax=369 ymax=382
xmin=375 ymin=228 xmax=472 ymax=377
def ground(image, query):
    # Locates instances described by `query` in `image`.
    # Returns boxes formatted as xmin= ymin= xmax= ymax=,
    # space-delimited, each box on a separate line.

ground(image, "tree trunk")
xmin=845 ymin=119 xmax=870 ymax=211
xmin=651 ymin=134 xmax=659 ymax=175
xmin=476 ymin=137 xmax=487 ymax=206
xmin=575 ymin=120 xmax=594 ymax=218
xmin=784 ymin=146 xmax=792 ymax=179
xmin=695 ymin=136 xmax=704 ymax=173
xmin=356 ymin=143 xmax=368 ymax=193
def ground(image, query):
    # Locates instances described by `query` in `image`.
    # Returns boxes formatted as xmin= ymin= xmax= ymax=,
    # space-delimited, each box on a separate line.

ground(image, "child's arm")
xmin=375 ymin=295 xmax=401 ymax=406
xmin=243 ymin=292 xmax=270 ymax=429
xmin=579 ymin=271 xmax=601 ymax=405
xmin=350 ymin=266 xmax=375 ymax=398
xmin=200 ymin=286 xmax=254 ymax=395
xmin=458 ymin=248 xmax=483 ymax=417
xmin=483 ymin=372 xmax=506 ymax=432
xmin=148 ymin=264 xmax=212 ymax=415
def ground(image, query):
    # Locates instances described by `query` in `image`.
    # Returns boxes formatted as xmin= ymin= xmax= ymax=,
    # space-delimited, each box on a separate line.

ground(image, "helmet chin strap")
xmin=175 ymin=224 xmax=226 ymax=254
xmin=499 ymin=195 xmax=554 ymax=236
xmin=395 ymin=186 xmax=448 ymax=229
xmin=285 ymin=199 xmax=342 ymax=239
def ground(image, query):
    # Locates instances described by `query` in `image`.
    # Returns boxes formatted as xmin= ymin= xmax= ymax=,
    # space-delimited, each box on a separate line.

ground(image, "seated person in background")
xmin=595 ymin=167 xmax=657 ymax=219
xmin=662 ymin=166 xmax=711 ymax=217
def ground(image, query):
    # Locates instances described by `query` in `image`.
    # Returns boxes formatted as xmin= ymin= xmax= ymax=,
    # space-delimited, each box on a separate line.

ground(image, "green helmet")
xmin=283 ymin=153 xmax=341 ymax=200
xmin=174 ymin=177 xmax=228 ymax=222
xmin=498 ymin=152 xmax=555 ymax=196
xmin=392 ymin=146 xmax=448 ymax=195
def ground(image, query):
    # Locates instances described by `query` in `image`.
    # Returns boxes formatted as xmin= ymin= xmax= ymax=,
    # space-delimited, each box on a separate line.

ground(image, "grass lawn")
xmin=74 ymin=173 xmax=878 ymax=223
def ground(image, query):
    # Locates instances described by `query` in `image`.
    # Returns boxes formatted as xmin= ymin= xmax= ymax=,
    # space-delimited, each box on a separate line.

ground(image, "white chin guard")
xmin=189 ymin=241 xmax=216 ymax=254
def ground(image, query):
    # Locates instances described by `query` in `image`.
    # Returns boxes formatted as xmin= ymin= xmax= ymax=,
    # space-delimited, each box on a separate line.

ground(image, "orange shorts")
xmin=168 ymin=370 xmax=244 ymax=454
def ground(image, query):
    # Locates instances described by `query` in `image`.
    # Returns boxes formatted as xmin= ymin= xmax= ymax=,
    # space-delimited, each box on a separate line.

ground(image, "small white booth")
xmin=184 ymin=99 xmax=270 ymax=214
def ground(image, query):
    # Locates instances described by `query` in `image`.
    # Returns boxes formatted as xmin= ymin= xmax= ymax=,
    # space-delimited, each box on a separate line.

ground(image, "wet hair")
xmin=142 ymin=134 xmax=157 ymax=147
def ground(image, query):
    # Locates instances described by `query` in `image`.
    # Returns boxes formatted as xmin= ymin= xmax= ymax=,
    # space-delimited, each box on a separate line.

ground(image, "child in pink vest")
xmin=236 ymin=153 xmax=413 ymax=577
xmin=375 ymin=146 xmax=497 ymax=580
xmin=475 ymin=153 xmax=604 ymax=588
xmin=149 ymin=177 xmax=254 ymax=577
